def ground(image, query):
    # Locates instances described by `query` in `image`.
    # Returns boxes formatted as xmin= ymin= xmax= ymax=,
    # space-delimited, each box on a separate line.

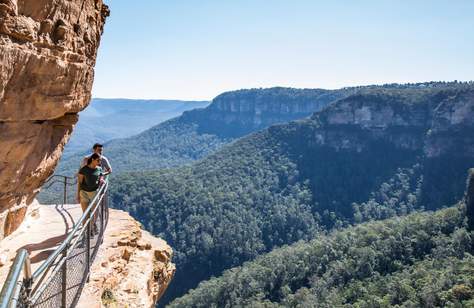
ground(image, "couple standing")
xmin=76 ymin=143 xmax=112 ymax=212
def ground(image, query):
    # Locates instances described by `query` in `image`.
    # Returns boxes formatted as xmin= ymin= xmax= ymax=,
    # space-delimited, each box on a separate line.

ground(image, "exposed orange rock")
xmin=0 ymin=1 xmax=175 ymax=305
xmin=0 ymin=0 xmax=109 ymax=238
xmin=79 ymin=209 xmax=176 ymax=307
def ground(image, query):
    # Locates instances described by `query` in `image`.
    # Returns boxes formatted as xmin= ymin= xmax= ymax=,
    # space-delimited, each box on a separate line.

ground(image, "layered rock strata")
xmin=271 ymin=86 xmax=474 ymax=210
xmin=183 ymin=87 xmax=353 ymax=138
xmin=0 ymin=0 xmax=109 ymax=238
xmin=308 ymin=88 xmax=474 ymax=156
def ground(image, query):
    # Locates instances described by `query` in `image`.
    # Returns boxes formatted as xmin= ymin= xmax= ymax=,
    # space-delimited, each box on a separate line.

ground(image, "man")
xmin=81 ymin=143 xmax=112 ymax=175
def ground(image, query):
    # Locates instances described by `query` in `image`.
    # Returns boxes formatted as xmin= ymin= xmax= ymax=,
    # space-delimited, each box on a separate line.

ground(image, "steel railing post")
xmin=105 ymin=190 xmax=109 ymax=227
xmin=63 ymin=176 xmax=67 ymax=206
xmin=101 ymin=194 xmax=105 ymax=237
xmin=61 ymin=247 xmax=67 ymax=308
xmin=20 ymin=251 xmax=32 ymax=307
xmin=0 ymin=176 xmax=111 ymax=307
xmin=86 ymin=222 xmax=91 ymax=283
xmin=0 ymin=250 xmax=29 ymax=308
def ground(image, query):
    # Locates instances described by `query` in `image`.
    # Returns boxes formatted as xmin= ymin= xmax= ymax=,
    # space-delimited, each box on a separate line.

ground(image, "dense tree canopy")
xmin=37 ymin=82 xmax=474 ymax=305
xmin=169 ymin=206 xmax=474 ymax=307
xmin=109 ymin=84 xmax=474 ymax=304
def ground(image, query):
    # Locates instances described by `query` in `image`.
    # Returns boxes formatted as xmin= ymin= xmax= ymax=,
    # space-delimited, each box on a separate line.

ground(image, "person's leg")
xmin=81 ymin=190 xmax=99 ymax=235
xmin=89 ymin=190 xmax=99 ymax=235
xmin=79 ymin=190 xmax=91 ymax=227
xmin=78 ymin=190 xmax=91 ymax=247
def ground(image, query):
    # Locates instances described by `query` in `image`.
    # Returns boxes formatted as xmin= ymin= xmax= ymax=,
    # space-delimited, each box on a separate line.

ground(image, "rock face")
xmin=425 ymin=90 xmax=474 ymax=158
xmin=79 ymin=209 xmax=175 ymax=307
xmin=183 ymin=87 xmax=353 ymax=138
xmin=0 ymin=0 xmax=109 ymax=238
xmin=309 ymin=87 xmax=474 ymax=156
xmin=294 ymin=85 xmax=474 ymax=209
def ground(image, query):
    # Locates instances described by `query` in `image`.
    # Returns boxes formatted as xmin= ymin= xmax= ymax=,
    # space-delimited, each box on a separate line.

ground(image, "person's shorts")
xmin=80 ymin=190 xmax=97 ymax=204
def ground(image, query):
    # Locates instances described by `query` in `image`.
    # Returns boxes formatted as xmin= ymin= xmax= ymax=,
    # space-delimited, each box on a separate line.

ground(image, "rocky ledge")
xmin=79 ymin=209 xmax=175 ymax=307
xmin=0 ymin=202 xmax=174 ymax=307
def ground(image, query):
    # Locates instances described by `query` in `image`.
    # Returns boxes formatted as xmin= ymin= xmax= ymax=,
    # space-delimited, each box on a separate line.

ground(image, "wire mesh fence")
xmin=0 ymin=175 xmax=109 ymax=308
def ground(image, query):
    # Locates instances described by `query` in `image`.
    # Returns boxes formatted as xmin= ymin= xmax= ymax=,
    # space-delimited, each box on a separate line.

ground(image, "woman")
xmin=76 ymin=153 xmax=103 ymax=214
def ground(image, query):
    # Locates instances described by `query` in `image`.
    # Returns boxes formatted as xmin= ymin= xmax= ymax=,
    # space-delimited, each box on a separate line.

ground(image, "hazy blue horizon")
xmin=92 ymin=0 xmax=474 ymax=100
xmin=91 ymin=80 xmax=474 ymax=101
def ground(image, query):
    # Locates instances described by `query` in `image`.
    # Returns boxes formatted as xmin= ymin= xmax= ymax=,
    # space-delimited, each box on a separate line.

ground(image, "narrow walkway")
xmin=0 ymin=201 xmax=83 ymax=281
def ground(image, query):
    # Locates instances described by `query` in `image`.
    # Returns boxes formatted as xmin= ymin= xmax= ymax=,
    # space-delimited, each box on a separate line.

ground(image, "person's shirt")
xmin=78 ymin=165 xmax=103 ymax=192
xmin=80 ymin=154 xmax=112 ymax=173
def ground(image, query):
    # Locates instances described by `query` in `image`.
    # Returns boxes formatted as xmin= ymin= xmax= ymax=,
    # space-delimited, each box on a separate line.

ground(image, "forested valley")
xmin=109 ymin=82 xmax=474 ymax=305
xmin=39 ymin=87 xmax=354 ymax=204
xmin=170 ymin=199 xmax=474 ymax=307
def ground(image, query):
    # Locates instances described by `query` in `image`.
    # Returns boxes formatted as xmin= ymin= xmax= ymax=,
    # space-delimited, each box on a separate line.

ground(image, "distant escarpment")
xmin=280 ymin=85 xmax=474 ymax=211
xmin=0 ymin=0 xmax=108 ymax=238
xmin=50 ymin=87 xmax=353 ymax=179
xmin=110 ymin=82 xmax=474 ymax=304
xmin=185 ymin=87 xmax=352 ymax=138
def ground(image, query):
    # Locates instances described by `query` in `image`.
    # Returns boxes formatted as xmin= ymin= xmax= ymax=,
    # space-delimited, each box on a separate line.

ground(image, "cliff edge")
xmin=79 ymin=209 xmax=175 ymax=307
xmin=0 ymin=0 xmax=109 ymax=238
xmin=0 ymin=203 xmax=175 ymax=307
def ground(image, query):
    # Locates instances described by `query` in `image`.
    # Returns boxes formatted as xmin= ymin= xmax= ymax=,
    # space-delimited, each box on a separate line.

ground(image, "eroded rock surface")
xmin=79 ymin=209 xmax=175 ymax=308
xmin=182 ymin=87 xmax=354 ymax=138
xmin=0 ymin=0 xmax=109 ymax=238
xmin=309 ymin=88 xmax=474 ymax=156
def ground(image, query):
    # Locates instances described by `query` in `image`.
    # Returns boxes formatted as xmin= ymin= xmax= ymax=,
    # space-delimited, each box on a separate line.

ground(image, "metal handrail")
xmin=0 ymin=250 xmax=30 ymax=308
xmin=32 ymin=181 xmax=107 ymax=281
xmin=0 ymin=174 xmax=110 ymax=307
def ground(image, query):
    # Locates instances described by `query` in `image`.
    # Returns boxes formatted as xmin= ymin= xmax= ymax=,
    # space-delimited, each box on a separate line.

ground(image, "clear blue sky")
xmin=92 ymin=0 xmax=474 ymax=100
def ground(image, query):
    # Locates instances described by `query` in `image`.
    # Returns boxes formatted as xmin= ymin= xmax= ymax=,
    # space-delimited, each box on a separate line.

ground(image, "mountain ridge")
xmin=48 ymin=87 xmax=356 ymax=180
xmin=109 ymin=82 xmax=474 ymax=303
xmin=63 ymin=98 xmax=209 ymax=157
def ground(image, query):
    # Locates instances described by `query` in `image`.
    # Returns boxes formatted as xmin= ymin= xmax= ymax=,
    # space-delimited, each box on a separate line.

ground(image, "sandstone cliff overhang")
xmin=0 ymin=0 xmax=109 ymax=238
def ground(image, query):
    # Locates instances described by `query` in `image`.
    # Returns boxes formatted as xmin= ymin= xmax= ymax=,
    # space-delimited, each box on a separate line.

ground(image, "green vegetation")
xmin=467 ymin=169 xmax=474 ymax=231
xmin=36 ymin=82 xmax=473 ymax=305
xmin=54 ymin=87 xmax=352 ymax=173
xmin=39 ymin=87 xmax=352 ymax=204
xmin=192 ymin=87 xmax=353 ymax=138
xmin=109 ymin=83 xmax=473 ymax=304
xmin=169 ymin=205 xmax=473 ymax=307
